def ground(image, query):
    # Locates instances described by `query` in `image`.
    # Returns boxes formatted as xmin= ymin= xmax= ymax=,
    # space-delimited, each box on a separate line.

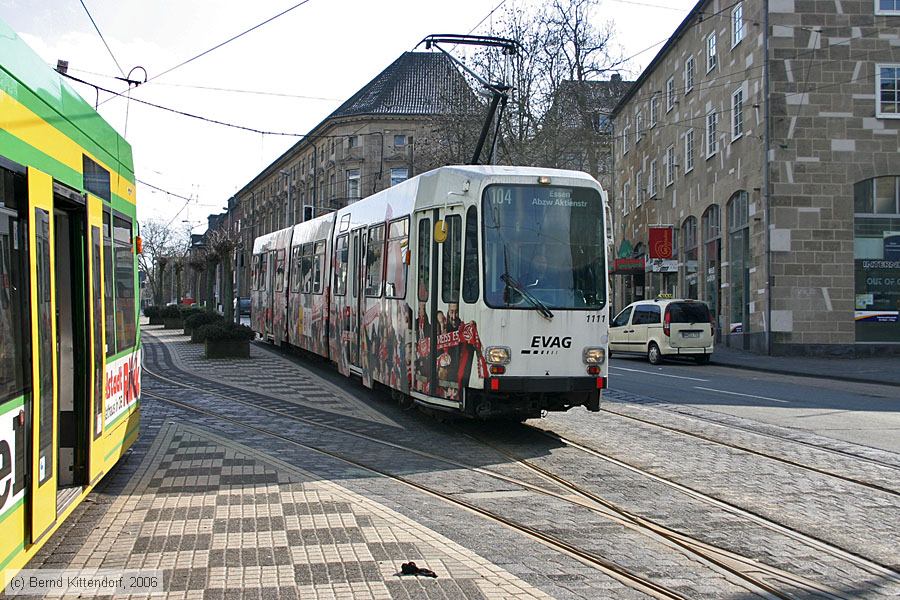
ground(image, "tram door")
xmin=265 ymin=251 xmax=274 ymax=339
xmin=348 ymin=227 xmax=367 ymax=368
xmin=413 ymin=212 xmax=437 ymax=396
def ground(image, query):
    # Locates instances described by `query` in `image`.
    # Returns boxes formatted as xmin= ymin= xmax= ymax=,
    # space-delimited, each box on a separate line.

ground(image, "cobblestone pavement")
xmin=24 ymin=326 xmax=900 ymax=599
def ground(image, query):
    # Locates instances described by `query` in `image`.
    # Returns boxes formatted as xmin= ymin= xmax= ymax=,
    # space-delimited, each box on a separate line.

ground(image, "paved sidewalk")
xmin=711 ymin=345 xmax=900 ymax=387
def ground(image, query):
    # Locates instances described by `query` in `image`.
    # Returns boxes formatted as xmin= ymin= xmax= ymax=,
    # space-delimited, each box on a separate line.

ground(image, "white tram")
xmin=251 ymin=165 xmax=610 ymax=418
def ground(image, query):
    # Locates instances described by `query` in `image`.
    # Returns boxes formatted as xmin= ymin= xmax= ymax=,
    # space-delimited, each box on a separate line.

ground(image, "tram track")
xmin=592 ymin=405 xmax=900 ymax=496
xmin=601 ymin=399 xmax=900 ymax=473
xmin=140 ymin=343 xmax=900 ymax=597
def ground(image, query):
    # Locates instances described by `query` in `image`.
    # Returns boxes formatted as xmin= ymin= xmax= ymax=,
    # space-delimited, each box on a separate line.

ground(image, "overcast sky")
xmin=1 ymin=0 xmax=696 ymax=229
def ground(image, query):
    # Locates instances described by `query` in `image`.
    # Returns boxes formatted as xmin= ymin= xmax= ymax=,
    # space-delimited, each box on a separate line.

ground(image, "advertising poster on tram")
xmin=0 ymin=401 xmax=26 ymax=521
xmin=105 ymin=348 xmax=141 ymax=427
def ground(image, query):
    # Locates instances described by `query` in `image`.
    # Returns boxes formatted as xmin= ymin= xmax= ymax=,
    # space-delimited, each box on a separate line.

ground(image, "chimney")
xmin=610 ymin=73 xmax=622 ymax=83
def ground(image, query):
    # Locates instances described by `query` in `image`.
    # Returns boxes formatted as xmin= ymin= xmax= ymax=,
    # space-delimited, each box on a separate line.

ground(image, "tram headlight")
xmin=485 ymin=346 xmax=511 ymax=365
xmin=582 ymin=347 xmax=606 ymax=365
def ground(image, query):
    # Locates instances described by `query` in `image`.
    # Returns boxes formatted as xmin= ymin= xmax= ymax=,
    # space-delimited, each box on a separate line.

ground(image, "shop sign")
xmin=614 ymin=258 xmax=645 ymax=273
xmin=854 ymin=310 xmax=899 ymax=323
xmin=648 ymin=258 xmax=678 ymax=273
xmin=649 ymin=226 xmax=673 ymax=259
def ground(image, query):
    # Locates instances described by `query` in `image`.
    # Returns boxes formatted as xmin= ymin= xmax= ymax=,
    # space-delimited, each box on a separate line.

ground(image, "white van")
xmin=609 ymin=299 xmax=714 ymax=364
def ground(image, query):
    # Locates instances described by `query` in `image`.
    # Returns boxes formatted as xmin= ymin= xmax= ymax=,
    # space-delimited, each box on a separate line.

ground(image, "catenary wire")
xmin=78 ymin=0 xmax=126 ymax=78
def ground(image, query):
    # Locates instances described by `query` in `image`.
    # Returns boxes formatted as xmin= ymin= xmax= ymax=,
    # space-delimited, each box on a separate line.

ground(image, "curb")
xmin=709 ymin=359 xmax=900 ymax=388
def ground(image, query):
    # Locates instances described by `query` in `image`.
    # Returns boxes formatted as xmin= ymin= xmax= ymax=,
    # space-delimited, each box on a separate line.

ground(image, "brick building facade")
xmin=612 ymin=0 xmax=900 ymax=355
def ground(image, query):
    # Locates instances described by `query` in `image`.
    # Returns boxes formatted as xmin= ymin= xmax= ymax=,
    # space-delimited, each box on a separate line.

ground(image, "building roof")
xmin=610 ymin=0 xmax=707 ymax=118
xmin=232 ymin=51 xmax=473 ymax=200
xmin=328 ymin=52 xmax=473 ymax=118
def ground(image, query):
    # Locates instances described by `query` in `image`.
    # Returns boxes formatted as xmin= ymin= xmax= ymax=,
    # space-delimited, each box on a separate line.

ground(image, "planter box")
xmin=183 ymin=325 xmax=193 ymax=336
xmin=190 ymin=329 xmax=208 ymax=344
xmin=149 ymin=316 xmax=163 ymax=325
xmin=163 ymin=318 xmax=184 ymax=330
xmin=205 ymin=339 xmax=250 ymax=359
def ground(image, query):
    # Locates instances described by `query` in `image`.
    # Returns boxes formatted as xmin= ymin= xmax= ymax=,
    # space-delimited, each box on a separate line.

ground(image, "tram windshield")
xmin=482 ymin=184 xmax=606 ymax=310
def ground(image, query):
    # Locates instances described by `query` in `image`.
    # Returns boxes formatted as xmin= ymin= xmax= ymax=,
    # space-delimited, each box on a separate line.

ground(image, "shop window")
xmin=365 ymin=224 xmax=385 ymax=297
xmin=462 ymin=206 xmax=479 ymax=303
xmin=385 ymin=218 xmax=409 ymax=299
xmin=702 ymin=205 xmax=721 ymax=319
xmin=441 ymin=215 xmax=462 ymax=303
xmin=681 ymin=216 xmax=699 ymax=299
xmin=727 ymin=191 xmax=750 ymax=333
xmin=854 ymin=175 xmax=900 ymax=342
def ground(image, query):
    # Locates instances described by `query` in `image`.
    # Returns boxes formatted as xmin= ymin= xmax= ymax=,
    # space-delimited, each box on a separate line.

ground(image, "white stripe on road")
xmin=610 ymin=366 xmax=709 ymax=382
xmin=693 ymin=386 xmax=789 ymax=403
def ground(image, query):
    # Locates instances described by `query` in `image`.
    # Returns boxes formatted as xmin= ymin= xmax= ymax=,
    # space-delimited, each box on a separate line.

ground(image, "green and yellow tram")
xmin=1 ymin=18 xmax=141 ymax=584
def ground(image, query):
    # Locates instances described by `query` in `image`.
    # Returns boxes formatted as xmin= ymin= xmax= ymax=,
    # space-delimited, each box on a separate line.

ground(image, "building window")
xmin=649 ymin=159 xmax=658 ymax=198
xmin=706 ymin=111 xmax=718 ymax=158
xmin=684 ymin=129 xmax=695 ymax=173
xmin=682 ymin=216 xmax=699 ymax=299
xmin=876 ymin=64 xmax=900 ymax=118
xmin=877 ymin=0 xmax=900 ymax=13
xmin=635 ymin=171 xmax=643 ymax=207
xmin=684 ymin=56 xmax=695 ymax=94
xmin=665 ymin=145 xmax=676 ymax=186
xmin=635 ymin=110 xmax=644 ymax=141
xmin=390 ymin=167 xmax=408 ymax=186
xmin=394 ymin=134 xmax=407 ymax=147
xmin=727 ymin=191 xmax=750 ymax=334
xmin=666 ymin=77 xmax=676 ymax=112
xmin=855 ymin=176 xmax=900 ymax=215
xmin=329 ymin=173 xmax=335 ymax=199
xmin=623 ymin=125 xmax=631 ymax=154
xmin=732 ymin=88 xmax=744 ymax=139
xmin=732 ymin=2 xmax=745 ymax=47
xmin=623 ymin=181 xmax=631 ymax=216
xmin=347 ymin=169 xmax=360 ymax=200
xmin=347 ymin=135 xmax=359 ymax=149
xmin=650 ymin=94 xmax=659 ymax=127
xmin=706 ymin=33 xmax=717 ymax=73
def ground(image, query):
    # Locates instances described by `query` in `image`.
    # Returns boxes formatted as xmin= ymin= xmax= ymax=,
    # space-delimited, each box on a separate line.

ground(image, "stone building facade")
xmin=611 ymin=0 xmax=900 ymax=355
xmin=226 ymin=51 xmax=472 ymax=298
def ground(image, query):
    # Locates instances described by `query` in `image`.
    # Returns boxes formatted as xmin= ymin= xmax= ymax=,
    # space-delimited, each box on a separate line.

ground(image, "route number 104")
xmin=488 ymin=188 xmax=512 ymax=205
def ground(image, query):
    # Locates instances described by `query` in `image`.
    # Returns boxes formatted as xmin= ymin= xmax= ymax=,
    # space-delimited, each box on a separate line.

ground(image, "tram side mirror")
xmin=434 ymin=220 xmax=448 ymax=244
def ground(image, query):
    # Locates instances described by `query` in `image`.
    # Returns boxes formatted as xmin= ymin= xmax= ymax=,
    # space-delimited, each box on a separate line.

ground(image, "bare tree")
xmin=206 ymin=228 xmax=240 ymax=323
xmin=138 ymin=219 xmax=191 ymax=305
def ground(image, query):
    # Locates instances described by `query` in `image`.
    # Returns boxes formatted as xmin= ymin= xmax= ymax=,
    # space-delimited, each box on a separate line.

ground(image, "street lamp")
xmin=280 ymin=169 xmax=293 ymax=225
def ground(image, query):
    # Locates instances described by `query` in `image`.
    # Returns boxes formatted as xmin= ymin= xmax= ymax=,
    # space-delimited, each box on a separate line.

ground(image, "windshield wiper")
xmin=500 ymin=273 xmax=554 ymax=320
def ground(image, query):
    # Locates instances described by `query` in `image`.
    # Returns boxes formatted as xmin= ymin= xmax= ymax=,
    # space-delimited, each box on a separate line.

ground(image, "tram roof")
xmin=0 ymin=17 xmax=134 ymax=181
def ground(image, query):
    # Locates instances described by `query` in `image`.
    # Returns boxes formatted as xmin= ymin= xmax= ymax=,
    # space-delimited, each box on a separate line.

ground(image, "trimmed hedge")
xmin=143 ymin=306 xmax=162 ymax=319
xmin=198 ymin=322 xmax=255 ymax=343
xmin=161 ymin=305 xmax=182 ymax=319
xmin=185 ymin=311 xmax=222 ymax=330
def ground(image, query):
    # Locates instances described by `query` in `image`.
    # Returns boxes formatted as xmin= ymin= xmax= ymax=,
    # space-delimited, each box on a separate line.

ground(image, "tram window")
xmin=313 ymin=241 xmax=325 ymax=294
xmin=365 ymin=224 xmax=385 ymax=297
xmin=83 ymin=155 xmax=110 ymax=201
xmin=103 ymin=210 xmax=116 ymax=356
xmin=441 ymin=214 xmax=462 ymax=303
xmin=113 ymin=215 xmax=136 ymax=354
xmin=274 ymin=250 xmax=285 ymax=292
xmin=0 ymin=167 xmax=28 ymax=405
xmin=462 ymin=206 xmax=479 ymax=303
xmin=300 ymin=243 xmax=313 ymax=293
xmin=91 ymin=226 xmax=103 ymax=438
xmin=417 ymin=218 xmax=430 ymax=302
xmin=35 ymin=208 xmax=53 ymax=483
xmin=385 ymin=217 xmax=408 ymax=299
xmin=334 ymin=234 xmax=348 ymax=296
xmin=290 ymin=247 xmax=302 ymax=292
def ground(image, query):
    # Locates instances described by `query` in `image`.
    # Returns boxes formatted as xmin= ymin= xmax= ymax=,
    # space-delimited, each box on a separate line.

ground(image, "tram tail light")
xmin=663 ymin=308 xmax=671 ymax=337
xmin=489 ymin=365 xmax=505 ymax=375
xmin=586 ymin=365 xmax=600 ymax=375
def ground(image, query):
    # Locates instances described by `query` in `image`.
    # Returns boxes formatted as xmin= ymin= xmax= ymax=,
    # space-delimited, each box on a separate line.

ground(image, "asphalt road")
xmin=607 ymin=355 xmax=900 ymax=453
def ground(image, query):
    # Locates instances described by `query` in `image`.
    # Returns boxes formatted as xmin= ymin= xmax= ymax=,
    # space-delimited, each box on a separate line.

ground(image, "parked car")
xmin=236 ymin=297 xmax=251 ymax=317
xmin=609 ymin=298 xmax=714 ymax=364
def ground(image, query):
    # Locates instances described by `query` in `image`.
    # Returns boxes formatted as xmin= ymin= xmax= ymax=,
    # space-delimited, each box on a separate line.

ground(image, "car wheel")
xmin=694 ymin=354 xmax=710 ymax=365
xmin=648 ymin=342 xmax=663 ymax=365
